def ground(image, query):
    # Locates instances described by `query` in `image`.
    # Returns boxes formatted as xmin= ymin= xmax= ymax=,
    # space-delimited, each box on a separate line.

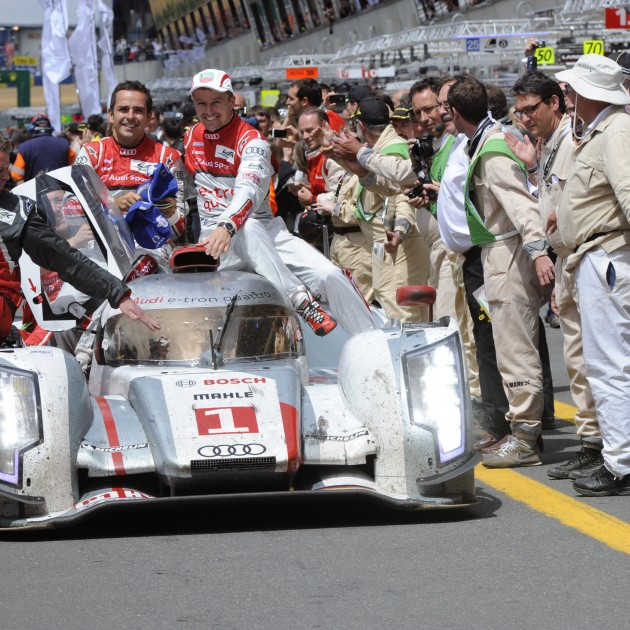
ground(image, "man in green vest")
xmin=333 ymin=97 xmax=438 ymax=321
xmin=448 ymin=74 xmax=555 ymax=468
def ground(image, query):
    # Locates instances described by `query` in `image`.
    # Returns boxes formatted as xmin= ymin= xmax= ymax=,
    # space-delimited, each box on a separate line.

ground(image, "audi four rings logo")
xmin=198 ymin=444 xmax=267 ymax=457
xmin=119 ymin=148 xmax=137 ymax=156
xmin=205 ymin=133 xmax=219 ymax=140
xmin=176 ymin=379 xmax=196 ymax=387
xmin=245 ymin=147 xmax=267 ymax=156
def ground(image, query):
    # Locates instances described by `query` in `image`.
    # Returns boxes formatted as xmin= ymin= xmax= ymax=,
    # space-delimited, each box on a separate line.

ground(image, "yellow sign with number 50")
xmin=583 ymin=40 xmax=604 ymax=55
xmin=534 ymin=47 xmax=556 ymax=65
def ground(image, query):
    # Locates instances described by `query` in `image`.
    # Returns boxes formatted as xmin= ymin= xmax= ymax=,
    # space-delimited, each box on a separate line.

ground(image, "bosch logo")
xmin=245 ymin=147 xmax=267 ymax=157
xmin=119 ymin=148 xmax=137 ymax=156
xmin=176 ymin=379 xmax=197 ymax=388
xmin=205 ymin=133 xmax=219 ymax=140
xmin=197 ymin=444 xmax=267 ymax=457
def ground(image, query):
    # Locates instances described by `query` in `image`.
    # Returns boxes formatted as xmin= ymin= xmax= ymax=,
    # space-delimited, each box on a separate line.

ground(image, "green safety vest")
xmin=429 ymin=134 xmax=456 ymax=217
xmin=464 ymin=138 xmax=529 ymax=246
xmin=356 ymin=141 xmax=409 ymax=221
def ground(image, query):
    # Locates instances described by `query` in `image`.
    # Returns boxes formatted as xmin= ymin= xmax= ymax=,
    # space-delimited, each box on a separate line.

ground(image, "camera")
xmin=328 ymin=94 xmax=346 ymax=106
xmin=525 ymin=55 xmax=538 ymax=73
xmin=270 ymin=128 xmax=288 ymax=139
xmin=534 ymin=39 xmax=546 ymax=48
xmin=406 ymin=184 xmax=425 ymax=199
xmin=409 ymin=134 xmax=437 ymax=202
xmin=410 ymin=135 xmax=434 ymax=166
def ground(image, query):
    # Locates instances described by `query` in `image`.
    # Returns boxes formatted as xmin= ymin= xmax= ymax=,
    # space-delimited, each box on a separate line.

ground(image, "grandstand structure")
xmin=139 ymin=0 xmax=628 ymax=102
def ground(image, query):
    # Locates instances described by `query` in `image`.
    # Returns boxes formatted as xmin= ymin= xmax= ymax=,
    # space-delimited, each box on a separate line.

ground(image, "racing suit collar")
xmin=111 ymin=134 xmax=151 ymax=155
xmin=202 ymin=112 xmax=237 ymax=139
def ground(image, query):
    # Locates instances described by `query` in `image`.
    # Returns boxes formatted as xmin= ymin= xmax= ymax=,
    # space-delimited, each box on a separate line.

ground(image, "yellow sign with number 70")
xmin=583 ymin=40 xmax=605 ymax=55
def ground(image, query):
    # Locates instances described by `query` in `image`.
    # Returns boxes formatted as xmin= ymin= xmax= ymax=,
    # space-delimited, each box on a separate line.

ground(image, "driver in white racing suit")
xmin=184 ymin=69 xmax=375 ymax=336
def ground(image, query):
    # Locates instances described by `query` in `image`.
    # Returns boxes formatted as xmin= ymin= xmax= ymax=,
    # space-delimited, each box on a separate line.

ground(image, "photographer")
xmin=407 ymin=78 xmax=486 ymax=438
xmin=294 ymin=107 xmax=343 ymax=254
xmin=331 ymin=97 xmax=437 ymax=321
xmin=296 ymin=107 xmax=372 ymax=296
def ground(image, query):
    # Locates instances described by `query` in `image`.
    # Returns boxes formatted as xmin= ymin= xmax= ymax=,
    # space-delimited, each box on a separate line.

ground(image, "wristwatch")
xmin=217 ymin=220 xmax=236 ymax=237
xmin=393 ymin=228 xmax=407 ymax=243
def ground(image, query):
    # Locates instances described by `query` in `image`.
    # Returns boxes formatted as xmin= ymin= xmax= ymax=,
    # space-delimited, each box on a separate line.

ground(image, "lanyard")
xmin=542 ymin=126 xmax=571 ymax=182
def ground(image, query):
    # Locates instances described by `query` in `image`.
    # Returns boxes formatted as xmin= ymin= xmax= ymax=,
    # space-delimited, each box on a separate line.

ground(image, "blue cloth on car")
xmin=125 ymin=164 xmax=178 ymax=249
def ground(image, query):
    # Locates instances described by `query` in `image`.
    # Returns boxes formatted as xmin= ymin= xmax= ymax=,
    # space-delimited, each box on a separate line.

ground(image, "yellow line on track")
xmin=476 ymin=466 xmax=630 ymax=555
xmin=475 ymin=398 xmax=630 ymax=556
xmin=554 ymin=400 xmax=577 ymax=423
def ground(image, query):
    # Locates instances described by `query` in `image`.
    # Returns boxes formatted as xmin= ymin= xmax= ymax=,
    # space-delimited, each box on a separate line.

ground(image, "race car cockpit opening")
xmin=100 ymin=303 xmax=304 ymax=365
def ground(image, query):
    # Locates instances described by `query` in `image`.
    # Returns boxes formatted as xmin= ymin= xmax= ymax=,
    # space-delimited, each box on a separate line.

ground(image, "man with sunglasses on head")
xmin=551 ymin=55 xmax=630 ymax=496
xmin=505 ymin=71 xmax=602 ymax=481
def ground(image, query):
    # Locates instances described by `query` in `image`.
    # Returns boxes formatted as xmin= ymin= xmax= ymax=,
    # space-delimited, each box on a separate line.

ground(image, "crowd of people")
xmin=114 ymin=37 xmax=165 ymax=64
xmin=1 ymin=46 xmax=629 ymax=497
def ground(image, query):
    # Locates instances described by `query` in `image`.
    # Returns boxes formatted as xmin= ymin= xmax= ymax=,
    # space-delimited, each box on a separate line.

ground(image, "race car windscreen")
xmin=71 ymin=165 xmax=137 ymax=268
xmin=36 ymin=177 xmax=107 ymax=316
xmin=101 ymin=304 xmax=304 ymax=365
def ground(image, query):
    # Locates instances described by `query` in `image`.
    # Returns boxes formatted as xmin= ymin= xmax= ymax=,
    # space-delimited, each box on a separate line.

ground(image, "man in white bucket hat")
xmin=554 ymin=54 xmax=630 ymax=496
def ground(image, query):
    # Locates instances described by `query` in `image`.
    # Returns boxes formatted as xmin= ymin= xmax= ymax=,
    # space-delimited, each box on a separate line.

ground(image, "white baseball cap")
xmin=556 ymin=54 xmax=630 ymax=105
xmin=188 ymin=69 xmax=233 ymax=95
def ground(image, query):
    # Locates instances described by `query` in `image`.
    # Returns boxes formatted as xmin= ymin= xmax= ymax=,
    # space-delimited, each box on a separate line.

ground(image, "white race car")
xmin=0 ymin=166 xmax=478 ymax=530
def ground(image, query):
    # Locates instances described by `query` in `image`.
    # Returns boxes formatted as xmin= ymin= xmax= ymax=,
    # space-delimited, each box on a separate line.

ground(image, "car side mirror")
xmin=170 ymin=245 xmax=219 ymax=273
xmin=396 ymin=285 xmax=436 ymax=321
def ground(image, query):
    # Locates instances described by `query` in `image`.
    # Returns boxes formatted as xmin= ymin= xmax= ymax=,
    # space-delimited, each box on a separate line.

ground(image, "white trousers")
xmin=220 ymin=218 xmax=376 ymax=336
xmin=576 ymin=246 xmax=630 ymax=476
xmin=264 ymin=217 xmax=376 ymax=336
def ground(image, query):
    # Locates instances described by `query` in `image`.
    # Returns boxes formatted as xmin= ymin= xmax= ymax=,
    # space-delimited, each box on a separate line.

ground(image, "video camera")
xmin=407 ymin=133 xmax=436 ymax=201
xmin=524 ymin=40 xmax=546 ymax=74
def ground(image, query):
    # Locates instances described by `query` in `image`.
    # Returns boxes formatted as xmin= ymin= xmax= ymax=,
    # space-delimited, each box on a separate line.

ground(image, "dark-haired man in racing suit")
xmin=0 ymin=142 xmax=158 ymax=341
xmin=76 ymin=81 xmax=187 ymax=243
xmin=185 ymin=68 xmax=375 ymax=336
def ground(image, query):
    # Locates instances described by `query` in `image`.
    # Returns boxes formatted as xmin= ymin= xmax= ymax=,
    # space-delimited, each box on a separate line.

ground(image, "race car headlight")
xmin=0 ymin=367 xmax=42 ymax=486
xmin=403 ymin=334 xmax=466 ymax=465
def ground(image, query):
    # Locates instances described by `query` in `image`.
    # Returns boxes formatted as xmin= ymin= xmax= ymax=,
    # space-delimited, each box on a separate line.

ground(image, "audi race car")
xmin=0 ymin=166 xmax=479 ymax=530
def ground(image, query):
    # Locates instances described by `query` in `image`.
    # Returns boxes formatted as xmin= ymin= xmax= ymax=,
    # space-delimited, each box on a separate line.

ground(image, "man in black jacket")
xmin=0 ymin=140 xmax=158 ymax=342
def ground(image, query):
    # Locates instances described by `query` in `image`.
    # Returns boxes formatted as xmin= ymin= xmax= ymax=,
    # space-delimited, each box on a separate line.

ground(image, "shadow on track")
xmin=1 ymin=489 xmax=503 ymax=542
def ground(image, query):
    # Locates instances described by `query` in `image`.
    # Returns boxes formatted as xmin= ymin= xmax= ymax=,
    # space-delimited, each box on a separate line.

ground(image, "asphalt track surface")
xmin=1 ymin=324 xmax=629 ymax=630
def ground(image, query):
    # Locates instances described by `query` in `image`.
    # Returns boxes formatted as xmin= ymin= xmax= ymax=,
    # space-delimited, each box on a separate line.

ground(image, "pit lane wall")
xmin=110 ymin=0 xmax=565 ymax=87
